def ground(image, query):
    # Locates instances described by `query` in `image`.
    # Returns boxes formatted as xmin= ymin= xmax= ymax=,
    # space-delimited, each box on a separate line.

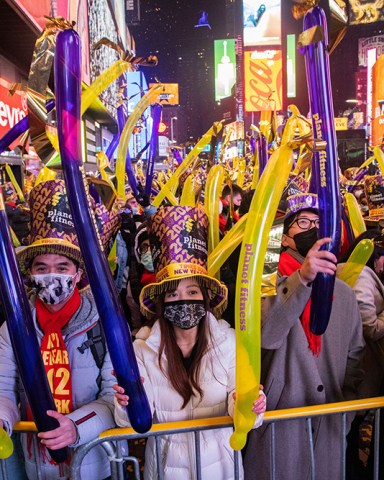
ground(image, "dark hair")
xmin=156 ymin=280 xmax=211 ymax=408
xmin=222 ymin=184 xmax=243 ymax=199
xmin=339 ymin=229 xmax=384 ymax=272
xmin=283 ymin=209 xmax=318 ymax=234
xmin=238 ymin=190 xmax=255 ymax=217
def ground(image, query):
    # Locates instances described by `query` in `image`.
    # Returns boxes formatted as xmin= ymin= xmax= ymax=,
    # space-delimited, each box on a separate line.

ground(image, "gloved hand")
xmin=134 ymin=183 xmax=151 ymax=208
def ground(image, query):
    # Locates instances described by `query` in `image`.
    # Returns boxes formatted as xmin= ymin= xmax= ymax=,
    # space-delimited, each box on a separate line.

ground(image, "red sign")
xmin=0 ymin=79 xmax=28 ymax=149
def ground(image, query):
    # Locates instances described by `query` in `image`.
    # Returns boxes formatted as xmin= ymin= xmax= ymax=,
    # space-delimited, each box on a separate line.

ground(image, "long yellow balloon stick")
xmin=152 ymin=123 xmax=223 ymax=208
xmin=82 ymin=60 xmax=131 ymax=114
xmin=337 ymin=239 xmax=374 ymax=287
xmin=5 ymin=164 xmax=24 ymax=202
xmin=205 ymin=165 xmax=225 ymax=257
xmin=179 ymin=175 xmax=196 ymax=207
xmin=345 ymin=192 xmax=366 ymax=238
xmin=374 ymin=146 xmax=384 ymax=174
xmin=207 ymin=213 xmax=248 ymax=277
xmin=230 ymin=114 xmax=299 ymax=451
xmin=116 ymin=85 xmax=163 ymax=197
xmin=47 ymin=60 xmax=133 ymax=158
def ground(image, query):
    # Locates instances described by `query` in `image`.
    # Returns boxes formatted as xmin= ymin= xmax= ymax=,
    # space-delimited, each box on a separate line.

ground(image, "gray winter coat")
xmin=337 ymin=264 xmax=384 ymax=397
xmin=244 ymin=250 xmax=365 ymax=480
xmin=0 ymin=287 xmax=116 ymax=480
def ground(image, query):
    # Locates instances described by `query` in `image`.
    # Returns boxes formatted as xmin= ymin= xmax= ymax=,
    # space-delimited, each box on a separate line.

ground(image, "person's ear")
xmin=75 ymin=268 xmax=83 ymax=283
xmin=281 ymin=233 xmax=290 ymax=247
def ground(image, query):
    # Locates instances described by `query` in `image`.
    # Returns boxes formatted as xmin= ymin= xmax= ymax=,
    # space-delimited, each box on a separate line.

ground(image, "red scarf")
xmin=278 ymin=251 xmax=322 ymax=356
xmin=141 ymin=270 xmax=157 ymax=286
xmin=35 ymin=287 xmax=81 ymax=415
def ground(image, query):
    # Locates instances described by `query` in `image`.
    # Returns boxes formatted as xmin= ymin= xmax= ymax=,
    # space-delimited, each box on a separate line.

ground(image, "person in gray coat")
xmin=0 ymin=179 xmax=118 ymax=480
xmin=244 ymin=193 xmax=365 ymax=480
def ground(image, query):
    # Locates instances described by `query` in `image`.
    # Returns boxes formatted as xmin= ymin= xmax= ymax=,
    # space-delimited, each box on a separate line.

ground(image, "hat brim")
xmin=17 ymin=239 xmax=84 ymax=276
xmin=139 ymin=274 xmax=228 ymax=320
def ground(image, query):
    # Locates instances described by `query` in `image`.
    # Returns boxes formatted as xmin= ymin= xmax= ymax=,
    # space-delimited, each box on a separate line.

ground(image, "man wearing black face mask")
xmin=244 ymin=193 xmax=365 ymax=480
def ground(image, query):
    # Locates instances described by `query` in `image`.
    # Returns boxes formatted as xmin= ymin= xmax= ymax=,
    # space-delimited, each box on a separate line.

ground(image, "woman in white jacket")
xmin=113 ymin=206 xmax=266 ymax=480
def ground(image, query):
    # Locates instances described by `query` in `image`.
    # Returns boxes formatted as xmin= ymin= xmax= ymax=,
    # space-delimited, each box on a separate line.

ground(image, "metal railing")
xmin=1 ymin=397 xmax=383 ymax=480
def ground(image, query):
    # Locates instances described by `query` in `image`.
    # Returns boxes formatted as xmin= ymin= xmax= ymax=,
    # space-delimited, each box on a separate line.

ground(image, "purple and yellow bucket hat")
xmin=17 ymin=179 xmax=120 ymax=275
xmin=285 ymin=193 xmax=319 ymax=221
xmin=139 ymin=206 xmax=228 ymax=319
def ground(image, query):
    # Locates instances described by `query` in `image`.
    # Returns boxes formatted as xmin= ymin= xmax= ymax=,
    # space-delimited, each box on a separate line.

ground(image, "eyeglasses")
xmin=290 ymin=217 xmax=320 ymax=231
xmin=139 ymin=242 xmax=151 ymax=255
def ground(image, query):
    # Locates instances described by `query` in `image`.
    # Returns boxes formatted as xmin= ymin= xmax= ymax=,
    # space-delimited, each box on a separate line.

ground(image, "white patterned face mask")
xmin=30 ymin=273 xmax=77 ymax=305
xmin=163 ymin=300 xmax=206 ymax=329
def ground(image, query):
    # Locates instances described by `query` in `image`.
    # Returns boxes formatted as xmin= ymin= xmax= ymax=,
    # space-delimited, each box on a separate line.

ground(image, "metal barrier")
xmin=1 ymin=397 xmax=383 ymax=480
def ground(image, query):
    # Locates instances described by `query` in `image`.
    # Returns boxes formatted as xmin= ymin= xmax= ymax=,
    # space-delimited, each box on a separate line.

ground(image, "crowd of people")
xmin=0 ymin=158 xmax=383 ymax=480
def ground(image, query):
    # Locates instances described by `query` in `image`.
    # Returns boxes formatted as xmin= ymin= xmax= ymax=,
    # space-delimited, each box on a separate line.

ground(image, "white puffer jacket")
xmin=115 ymin=313 xmax=264 ymax=480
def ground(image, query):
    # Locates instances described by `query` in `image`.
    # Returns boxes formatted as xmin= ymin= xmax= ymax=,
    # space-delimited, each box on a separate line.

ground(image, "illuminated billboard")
xmin=244 ymin=49 xmax=283 ymax=111
xmin=0 ymin=78 xmax=28 ymax=149
xmin=149 ymin=83 xmax=179 ymax=105
xmin=127 ymin=71 xmax=151 ymax=160
xmin=349 ymin=0 xmax=384 ymax=25
xmin=286 ymin=34 xmax=296 ymax=98
xmin=371 ymin=55 xmax=384 ymax=146
xmin=214 ymin=39 xmax=236 ymax=101
xmin=243 ymin=0 xmax=281 ymax=47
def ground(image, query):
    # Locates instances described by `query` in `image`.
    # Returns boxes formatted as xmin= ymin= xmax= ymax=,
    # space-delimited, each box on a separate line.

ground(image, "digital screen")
xmin=214 ymin=39 xmax=236 ymax=101
xmin=243 ymin=0 xmax=281 ymax=47
xmin=371 ymin=55 xmax=384 ymax=146
xmin=148 ymin=84 xmax=179 ymax=105
xmin=244 ymin=49 xmax=283 ymax=111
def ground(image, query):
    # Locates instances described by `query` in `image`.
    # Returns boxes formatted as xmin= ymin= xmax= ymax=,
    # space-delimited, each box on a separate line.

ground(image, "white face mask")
xmin=30 ymin=273 xmax=78 ymax=305
xmin=140 ymin=251 xmax=154 ymax=272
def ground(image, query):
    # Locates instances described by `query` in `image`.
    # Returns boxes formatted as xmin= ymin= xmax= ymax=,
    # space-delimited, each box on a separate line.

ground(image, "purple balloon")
xmin=249 ymin=136 xmax=256 ymax=155
xmin=145 ymin=104 xmax=162 ymax=196
xmin=55 ymin=29 xmax=152 ymax=434
xmin=116 ymin=91 xmax=140 ymax=196
xmin=0 ymin=197 xmax=68 ymax=463
xmin=302 ymin=6 xmax=341 ymax=335
xmin=346 ymin=167 xmax=367 ymax=193
xmin=172 ymin=148 xmax=183 ymax=166
xmin=105 ymin=133 xmax=119 ymax=160
xmin=0 ymin=99 xmax=55 ymax=155
xmin=258 ymin=134 xmax=268 ymax=179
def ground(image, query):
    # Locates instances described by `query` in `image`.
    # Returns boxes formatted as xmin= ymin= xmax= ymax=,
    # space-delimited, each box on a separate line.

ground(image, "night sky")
xmin=129 ymin=1 xmax=384 ymax=142
xmin=130 ymin=0 xmax=234 ymax=140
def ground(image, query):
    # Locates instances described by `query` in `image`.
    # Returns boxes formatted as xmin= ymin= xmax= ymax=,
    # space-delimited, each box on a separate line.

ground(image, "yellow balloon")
xmin=34 ymin=166 xmax=56 ymax=187
xmin=116 ymin=85 xmax=163 ymax=197
xmin=107 ymin=237 xmax=118 ymax=274
xmin=179 ymin=175 xmax=196 ymax=207
xmin=337 ymin=239 xmax=374 ymax=287
xmin=48 ymin=60 xmax=133 ymax=162
xmin=230 ymin=142 xmax=293 ymax=451
xmin=207 ymin=213 xmax=248 ymax=277
xmin=374 ymin=146 xmax=384 ymax=175
xmin=205 ymin=165 xmax=225 ymax=257
xmin=153 ymin=123 xmax=222 ymax=208
xmin=82 ymin=60 xmax=131 ymax=115
xmin=345 ymin=192 xmax=366 ymax=238
xmin=0 ymin=429 xmax=14 ymax=459
xmin=5 ymin=164 xmax=24 ymax=203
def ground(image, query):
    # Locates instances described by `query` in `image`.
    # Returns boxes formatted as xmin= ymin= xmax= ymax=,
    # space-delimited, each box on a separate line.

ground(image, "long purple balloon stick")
xmin=0 ymin=194 xmax=68 ymax=463
xmin=303 ymin=6 xmax=341 ymax=335
xmin=55 ymin=29 xmax=152 ymax=433
xmin=145 ymin=104 xmax=162 ymax=195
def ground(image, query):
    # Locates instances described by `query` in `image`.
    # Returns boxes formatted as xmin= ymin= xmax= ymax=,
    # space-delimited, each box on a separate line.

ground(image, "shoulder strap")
xmin=77 ymin=323 xmax=107 ymax=389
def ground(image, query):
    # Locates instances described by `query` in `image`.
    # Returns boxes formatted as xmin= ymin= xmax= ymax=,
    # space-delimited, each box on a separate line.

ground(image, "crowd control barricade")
xmin=1 ymin=397 xmax=383 ymax=480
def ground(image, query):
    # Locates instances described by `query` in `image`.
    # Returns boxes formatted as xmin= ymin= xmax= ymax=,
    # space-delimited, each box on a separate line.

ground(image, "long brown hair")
xmin=156 ymin=283 xmax=211 ymax=408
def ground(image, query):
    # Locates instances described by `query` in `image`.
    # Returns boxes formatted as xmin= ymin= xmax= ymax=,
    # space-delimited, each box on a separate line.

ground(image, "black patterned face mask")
xmin=163 ymin=300 xmax=206 ymax=330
